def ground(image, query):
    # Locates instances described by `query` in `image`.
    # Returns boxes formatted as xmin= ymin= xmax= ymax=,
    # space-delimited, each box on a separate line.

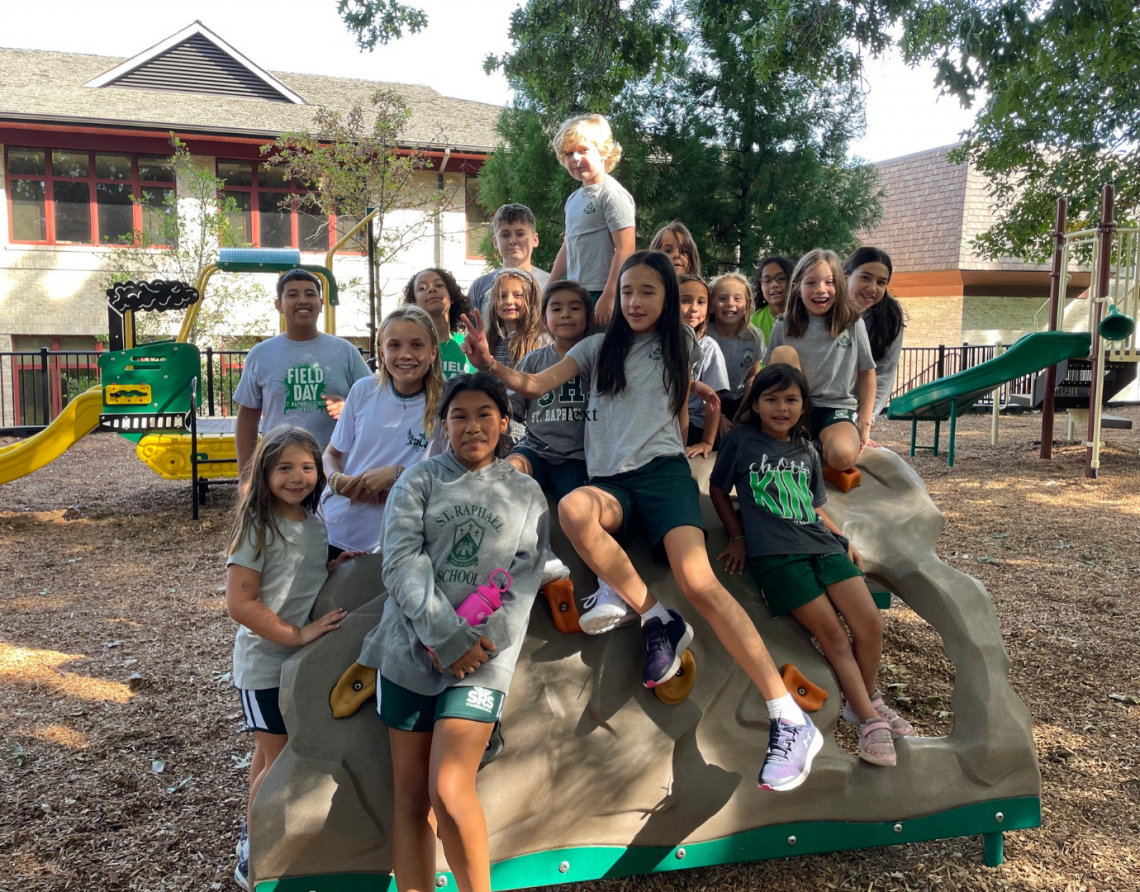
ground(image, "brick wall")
xmin=962 ymin=296 xmax=1049 ymax=345
xmin=897 ymin=296 xmax=964 ymax=347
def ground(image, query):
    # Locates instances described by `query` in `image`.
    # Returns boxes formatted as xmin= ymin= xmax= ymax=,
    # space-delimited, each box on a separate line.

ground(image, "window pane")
xmin=258 ymin=191 xmax=292 ymax=248
xmin=224 ymin=191 xmax=253 ymax=245
xmin=52 ymin=150 xmax=89 ymax=178
xmin=95 ymin=153 xmax=132 ymax=180
xmin=11 ymin=179 xmax=46 ymax=240
xmin=335 ymin=214 xmax=366 ymax=252
xmin=141 ymin=187 xmax=173 ymax=244
xmin=8 ymin=147 xmax=45 ymax=176
xmin=53 ymin=180 xmax=92 ymax=243
xmin=218 ymin=160 xmax=252 ymax=187
xmin=138 ymin=155 xmax=175 ymax=183
xmin=96 ymin=182 xmax=135 ymax=244
xmin=299 ymin=207 xmax=327 ymax=252
xmin=259 ymin=164 xmax=290 ymax=188
xmin=465 ymin=176 xmax=491 ymax=258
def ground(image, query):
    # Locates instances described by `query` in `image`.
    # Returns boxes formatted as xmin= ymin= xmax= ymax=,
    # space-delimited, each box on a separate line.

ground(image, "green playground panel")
xmin=97 ymin=340 xmax=201 ymax=417
xmin=257 ymin=796 xmax=1040 ymax=891
xmin=217 ymin=248 xmax=339 ymax=305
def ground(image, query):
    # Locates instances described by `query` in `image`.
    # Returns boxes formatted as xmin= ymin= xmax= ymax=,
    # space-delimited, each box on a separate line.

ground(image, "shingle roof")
xmin=0 ymin=47 xmax=503 ymax=151
xmin=862 ymin=144 xmax=1046 ymax=273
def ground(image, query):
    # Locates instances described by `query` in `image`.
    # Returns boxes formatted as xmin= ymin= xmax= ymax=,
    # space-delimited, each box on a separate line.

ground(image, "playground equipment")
xmin=249 ymin=448 xmax=1040 ymax=891
xmin=889 ymin=186 xmax=1138 ymax=476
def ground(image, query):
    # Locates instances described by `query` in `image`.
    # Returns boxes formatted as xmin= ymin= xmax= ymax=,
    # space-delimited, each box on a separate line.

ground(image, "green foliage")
xmin=337 ymin=0 xmax=427 ymax=50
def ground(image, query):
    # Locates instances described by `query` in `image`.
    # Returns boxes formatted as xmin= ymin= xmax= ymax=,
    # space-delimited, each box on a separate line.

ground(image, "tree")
xmin=102 ymin=138 xmax=272 ymax=345
xmin=478 ymin=0 xmax=887 ymax=276
xmin=899 ymin=0 xmax=1140 ymax=260
xmin=337 ymin=0 xmax=427 ymax=50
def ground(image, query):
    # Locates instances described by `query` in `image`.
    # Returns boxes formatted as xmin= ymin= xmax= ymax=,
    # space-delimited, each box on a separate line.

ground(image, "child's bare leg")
xmin=791 ymin=596 xmax=877 ymax=722
xmin=389 ymin=728 xmax=436 ymax=892
xmin=505 ymin=453 xmax=531 ymax=476
xmin=768 ymin=345 xmax=801 ymax=369
xmin=823 ymin=577 xmax=884 ymax=696
xmin=247 ymin=731 xmax=287 ymax=822
xmin=820 ymin=422 xmax=860 ymax=471
xmin=429 ymin=719 xmax=496 ymax=892
xmin=559 ymin=487 xmax=654 ymax=613
xmin=661 ymin=525 xmax=786 ymax=699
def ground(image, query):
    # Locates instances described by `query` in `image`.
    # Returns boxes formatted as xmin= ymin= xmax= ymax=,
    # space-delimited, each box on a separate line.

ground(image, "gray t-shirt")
xmin=710 ymin=426 xmax=840 ymax=559
xmin=873 ymin=328 xmax=905 ymax=416
xmin=708 ymin=325 xmax=766 ymax=399
xmin=688 ymin=336 xmax=729 ymax=430
xmin=227 ymin=512 xmax=330 ymax=690
xmin=234 ymin=332 xmax=371 ymax=449
xmin=568 ymin=328 xmax=700 ymax=478
xmin=564 ymin=177 xmax=636 ymax=291
xmin=470 ymin=267 xmax=551 ymax=315
xmin=765 ymin=316 xmax=874 ymax=411
xmin=510 ymin=344 xmax=589 ymax=462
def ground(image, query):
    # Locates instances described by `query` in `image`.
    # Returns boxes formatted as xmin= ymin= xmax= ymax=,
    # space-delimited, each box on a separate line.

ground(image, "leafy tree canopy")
xmin=337 ymin=0 xmax=428 ymax=50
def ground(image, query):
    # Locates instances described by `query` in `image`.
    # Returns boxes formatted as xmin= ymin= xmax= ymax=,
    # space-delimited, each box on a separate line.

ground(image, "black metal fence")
xmin=0 ymin=348 xmax=103 ymax=432
xmin=892 ymin=344 xmax=1038 ymax=408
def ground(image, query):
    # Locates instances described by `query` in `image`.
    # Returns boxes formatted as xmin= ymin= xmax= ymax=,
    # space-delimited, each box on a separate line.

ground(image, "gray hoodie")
xmin=359 ymin=453 xmax=551 ymax=696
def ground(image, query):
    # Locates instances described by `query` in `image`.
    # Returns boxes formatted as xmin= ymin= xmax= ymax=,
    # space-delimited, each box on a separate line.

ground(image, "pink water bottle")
xmin=455 ymin=568 xmax=511 ymax=625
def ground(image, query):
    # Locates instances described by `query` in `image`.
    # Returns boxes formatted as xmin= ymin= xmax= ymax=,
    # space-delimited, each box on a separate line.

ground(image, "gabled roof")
xmin=83 ymin=22 xmax=305 ymax=104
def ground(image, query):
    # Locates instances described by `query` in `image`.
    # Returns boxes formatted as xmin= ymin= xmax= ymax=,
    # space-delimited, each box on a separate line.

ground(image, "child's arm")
xmin=739 ymin=360 xmax=763 ymax=418
xmin=550 ymin=241 xmax=567 ymax=282
xmin=225 ymin=565 xmax=346 ymax=646
xmin=460 ymin=308 xmax=581 ymax=398
xmin=816 ymin=507 xmax=864 ymax=570
xmin=687 ymin=403 xmax=720 ymax=458
xmin=710 ymin=484 xmax=747 ymax=575
xmin=595 ymin=227 xmax=636 ymax=326
xmin=856 ymin=368 xmax=877 ymax=450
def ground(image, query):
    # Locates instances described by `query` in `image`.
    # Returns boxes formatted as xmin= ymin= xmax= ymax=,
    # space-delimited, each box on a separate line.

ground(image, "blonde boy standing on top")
xmin=548 ymin=114 xmax=636 ymax=326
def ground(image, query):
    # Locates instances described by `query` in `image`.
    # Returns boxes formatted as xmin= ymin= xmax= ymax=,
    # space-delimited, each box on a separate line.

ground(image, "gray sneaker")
xmin=758 ymin=715 xmax=823 ymax=792
xmin=579 ymin=581 xmax=636 ymax=635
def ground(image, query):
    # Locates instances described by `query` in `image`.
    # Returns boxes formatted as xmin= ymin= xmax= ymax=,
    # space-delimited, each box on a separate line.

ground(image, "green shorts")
xmin=509 ymin=447 xmax=588 ymax=502
xmin=810 ymin=406 xmax=856 ymax=435
xmin=590 ymin=454 xmax=706 ymax=547
xmin=748 ymin=551 xmax=864 ymax=617
xmin=377 ymin=676 xmax=505 ymax=733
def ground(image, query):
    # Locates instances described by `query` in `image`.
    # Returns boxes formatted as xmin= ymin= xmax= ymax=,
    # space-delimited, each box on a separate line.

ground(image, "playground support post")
xmin=991 ymin=342 xmax=1004 ymax=446
xmin=1086 ymin=185 xmax=1115 ymax=479
xmin=1041 ymin=197 xmax=1068 ymax=459
xmin=367 ymin=216 xmax=377 ymax=356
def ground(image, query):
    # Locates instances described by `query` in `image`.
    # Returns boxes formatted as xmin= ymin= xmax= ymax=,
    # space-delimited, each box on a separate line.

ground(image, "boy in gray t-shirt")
xmin=469 ymin=203 xmax=550 ymax=313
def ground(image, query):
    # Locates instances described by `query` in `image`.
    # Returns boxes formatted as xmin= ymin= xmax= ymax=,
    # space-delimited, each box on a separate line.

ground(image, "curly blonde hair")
xmin=552 ymin=113 xmax=623 ymax=173
xmin=375 ymin=305 xmax=444 ymax=435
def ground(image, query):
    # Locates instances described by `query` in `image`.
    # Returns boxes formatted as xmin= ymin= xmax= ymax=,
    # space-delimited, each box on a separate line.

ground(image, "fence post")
xmin=1041 ymin=197 xmax=1068 ymax=459
xmin=206 ymin=347 xmax=215 ymax=417
xmin=1086 ymin=184 xmax=1115 ymax=479
xmin=937 ymin=344 xmax=946 ymax=379
xmin=991 ymin=342 xmax=1004 ymax=445
xmin=39 ymin=347 xmax=50 ymax=426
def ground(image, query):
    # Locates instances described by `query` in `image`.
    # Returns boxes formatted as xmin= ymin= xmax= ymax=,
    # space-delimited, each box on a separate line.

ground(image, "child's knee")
xmin=557 ymin=490 xmax=592 ymax=531
xmin=428 ymin=768 xmax=473 ymax=819
xmin=815 ymin=621 xmax=853 ymax=658
xmin=824 ymin=438 xmax=859 ymax=471
xmin=677 ymin=571 xmax=726 ymax=614
xmin=506 ymin=453 xmax=530 ymax=476
xmin=393 ymin=784 xmax=433 ymax=824
xmin=768 ymin=346 xmax=800 ymax=369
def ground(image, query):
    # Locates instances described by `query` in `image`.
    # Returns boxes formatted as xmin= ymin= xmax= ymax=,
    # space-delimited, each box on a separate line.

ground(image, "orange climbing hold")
xmin=542 ymin=579 xmax=581 ymax=634
xmin=823 ymin=466 xmax=862 ymax=492
xmin=781 ymin=663 xmax=829 ymax=712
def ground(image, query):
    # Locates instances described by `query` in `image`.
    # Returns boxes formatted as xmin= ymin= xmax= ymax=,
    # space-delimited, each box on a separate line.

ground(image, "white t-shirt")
xmin=322 ymin=378 xmax=432 ymax=552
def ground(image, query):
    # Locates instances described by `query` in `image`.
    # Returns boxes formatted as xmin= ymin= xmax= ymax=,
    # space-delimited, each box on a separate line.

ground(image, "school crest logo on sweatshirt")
xmin=447 ymin=519 xmax=485 ymax=567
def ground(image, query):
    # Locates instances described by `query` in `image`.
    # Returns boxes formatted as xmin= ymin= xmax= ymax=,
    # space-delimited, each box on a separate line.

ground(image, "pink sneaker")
xmin=842 ymin=690 xmax=914 ymax=739
xmin=858 ymin=718 xmax=896 ymax=767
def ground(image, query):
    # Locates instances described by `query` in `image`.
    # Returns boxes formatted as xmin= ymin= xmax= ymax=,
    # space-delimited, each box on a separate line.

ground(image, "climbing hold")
xmin=542 ymin=579 xmax=581 ymax=634
xmin=654 ymin=649 xmax=697 ymax=705
xmin=781 ymin=663 xmax=828 ymax=712
xmin=822 ymin=466 xmax=862 ymax=492
xmin=330 ymin=662 xmax=376 ymax=718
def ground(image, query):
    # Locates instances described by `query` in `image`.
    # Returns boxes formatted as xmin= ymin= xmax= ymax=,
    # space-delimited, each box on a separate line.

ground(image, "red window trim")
xmin=4 ymin=146 xmax=175 ymax=247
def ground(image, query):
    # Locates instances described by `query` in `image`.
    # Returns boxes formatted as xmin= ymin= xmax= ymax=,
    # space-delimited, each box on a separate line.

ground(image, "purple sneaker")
xmin=758 ymin=715 xmax=823 ymax=791
xmin=642 ymin=609 xmax=694 ymax=688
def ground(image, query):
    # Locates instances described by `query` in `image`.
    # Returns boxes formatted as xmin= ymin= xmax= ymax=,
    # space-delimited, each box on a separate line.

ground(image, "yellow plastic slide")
xmin=0 ymin=386 xmax=103 ymax=484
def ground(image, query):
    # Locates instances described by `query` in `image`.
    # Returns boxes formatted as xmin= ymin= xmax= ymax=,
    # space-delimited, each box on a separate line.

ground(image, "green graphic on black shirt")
xmin=283 ymin=363 xmax=326 ymax=414
xmin=748 ymin=463 xmax=816 ymax=524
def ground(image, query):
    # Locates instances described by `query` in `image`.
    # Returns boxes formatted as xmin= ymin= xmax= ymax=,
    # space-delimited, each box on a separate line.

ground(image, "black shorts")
xmin=810 ymin=406 xmax=856 ymax=434
xmin=240 ymin=688 xmax=287 ymax=735
xmin=590 ymin=454 xmax=706 ymax=547
xmin=510 ymin=446 xmax=589 ymax=502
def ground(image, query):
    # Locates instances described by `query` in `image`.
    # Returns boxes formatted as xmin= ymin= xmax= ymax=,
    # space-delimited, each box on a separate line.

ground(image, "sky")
xmin=2 ymin=0 xmax=978 ymax=164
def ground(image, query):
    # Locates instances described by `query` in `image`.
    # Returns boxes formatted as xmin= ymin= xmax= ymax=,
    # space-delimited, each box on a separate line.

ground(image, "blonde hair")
xmin=709 ymin=271 xmax=756 ymax=337
xmin=552 ymin=113 xmax=623 ymax=173
xmin=375 ymin=305 xmax=443 ymax=435
xmin=785 ymin=248 xmax=860 ymax=339
xmin=229 ymin=426 xmax=325 ymax=560
xmin=485 ymin=269 xmax=544 ymax=366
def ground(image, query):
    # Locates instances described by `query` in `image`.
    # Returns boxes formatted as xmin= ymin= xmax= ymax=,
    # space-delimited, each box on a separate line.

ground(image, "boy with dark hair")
xmin=469 ymin=204 xmax=550 ymax=313
xmin=234 ymin=270 xmax=371 ymax=478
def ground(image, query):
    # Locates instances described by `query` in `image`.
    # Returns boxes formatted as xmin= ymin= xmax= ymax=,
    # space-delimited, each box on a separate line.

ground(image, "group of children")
xmin=223 ymin=112 xmax=911 ymax=892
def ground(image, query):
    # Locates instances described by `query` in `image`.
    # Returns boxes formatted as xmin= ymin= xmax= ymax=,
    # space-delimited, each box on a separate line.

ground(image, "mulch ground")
xmin=2 ymin=407 xmax=1138 ymax=892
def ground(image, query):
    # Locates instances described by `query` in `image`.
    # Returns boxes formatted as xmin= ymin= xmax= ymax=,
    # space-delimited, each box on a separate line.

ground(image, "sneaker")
xmin=233 ymin=854 xmax=250 ymax=891
xmin=841 ymin=690 xmax=915 ymax=738
xmin=540 ymin=556 xmax=571 ymax=586
xmin=234 ymin=820 xmax=247 ymax=860
xmin=642 ymin=609 xmax=694 ymax=688
xmin=858 ymin=718 xmax=897 ymax=767
xmin=579 ymin=581 xmax=636 ymax=635
xmin=758 ymin=715 xmax=823 ymax=791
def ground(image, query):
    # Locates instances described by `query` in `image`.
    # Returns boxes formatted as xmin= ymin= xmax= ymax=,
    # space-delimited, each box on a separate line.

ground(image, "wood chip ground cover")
xmin=2 ymin=408 xmax=1138 ymax=891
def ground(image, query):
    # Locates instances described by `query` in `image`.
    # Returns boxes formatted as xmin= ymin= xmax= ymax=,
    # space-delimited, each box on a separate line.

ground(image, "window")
xmin=5 ymin=147 xmax=174 ymax=246
xmin=217 ymin=160 xmax=360 ymax=253
xmin=465 ymin=176 xmax=491 ymax=260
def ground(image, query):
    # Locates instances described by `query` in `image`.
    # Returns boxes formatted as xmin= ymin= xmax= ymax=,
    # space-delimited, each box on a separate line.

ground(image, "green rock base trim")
xmin=257 ymin=795 xmax=1040 ymax=891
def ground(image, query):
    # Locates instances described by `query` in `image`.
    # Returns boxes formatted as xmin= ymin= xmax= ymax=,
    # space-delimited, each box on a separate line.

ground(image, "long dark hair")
xmin=740 ymin=363 xmax=814 ymax=443
xmin=596 ymin=251 xmax=689 ymax=417
xmin=402 ymin=267 xmax=472 ymax=334
xmin=844 ymin=247 xmax=905 ymax=361
xmin=751 ymin=255 xmax=793 ymax=310
xmin=438 ymin=372 xmax=513 ymax=459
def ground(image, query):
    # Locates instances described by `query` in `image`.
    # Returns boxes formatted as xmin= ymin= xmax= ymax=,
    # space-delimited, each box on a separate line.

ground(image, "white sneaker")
xmin=540 ymin=557 xmax=571 ymax=586
xmin=579 ymin=581 xmax=636 ymax=635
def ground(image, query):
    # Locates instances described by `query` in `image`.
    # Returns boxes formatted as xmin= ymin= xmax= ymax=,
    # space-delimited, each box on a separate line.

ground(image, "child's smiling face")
xmin=800 ymin=262 xmax=837 ymax=316
xmin=381 ymin=320 xmax=437 ymax=393
xmin=680 ymin=280 xmax=709 ymax=331
xmin=561 ymin=139 xmax=606 ymax=186
xmin=620 ymin=263 xmax=666 ymax=333
xmin=413 ymin=270 xmax=450 ymax=318
xmin=494 ymin=277 xmax=528 ymax=327
xmin=758 ymin=262 xmax=789 ymax=314
xmin=753 ymin=383 xmax=804 ymax=441
xmin=544 ymin=290 xmax=589 ymax=343
xmin=446 ymin=390 xmax=508 ymax=471
xmin=268 ymin=443 xmax=319 ymax=511
xmin=494 ymin=222 xmax=539 ymax=266
xmin=712 ymin=280 xmax=748 ymax=328
xmin=847 ymin=261 xmax=891 ymax=313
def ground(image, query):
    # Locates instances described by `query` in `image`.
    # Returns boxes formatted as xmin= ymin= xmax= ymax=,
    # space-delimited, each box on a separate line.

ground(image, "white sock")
xmin=767 ymin=693 xmax=807 ymax=726
xmin=640 ymin=601 xmax=671 ymax=627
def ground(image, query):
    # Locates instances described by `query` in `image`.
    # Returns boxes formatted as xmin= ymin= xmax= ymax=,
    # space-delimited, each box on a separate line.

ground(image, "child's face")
xmin=494 ymin=221 xmax=539 ymax=266
xmin=758 ymin=262 xmax=789 ymax=313
xmin=268 ymin=443 xmax=319 ymax=509
xmin=620 ymin=263 xmax=666 ymax=333
xmin=753 ymin=384 xmax=804 ymax=440
xmin=657 ymin=231 xmax=690 ymax=275
xmin=494 ymin=277 xmax=528 ymax=327
xmin=847 ymin=261 xmax=891 ymax=313
xmin=276 ymin=279 xmax=322 ymax=331
xmin=800 ymin=262 xmax=836 ymax=316
xmin=561 ymin=139 xmax=606 ymax=186
xmin=680 ymin=281 xmax=709 ymax=331
xmin=544 ymin=290 xmax=589 ymax=342
xmin=382 ymin=320 xmax=437 ymax=392
xmin=712 ymin=280 xmax=748 ymax=327
xmin=446 ymin=390 xmax=508 ymax=471
xmin=413 ymin=271 xmax=450 ymax=318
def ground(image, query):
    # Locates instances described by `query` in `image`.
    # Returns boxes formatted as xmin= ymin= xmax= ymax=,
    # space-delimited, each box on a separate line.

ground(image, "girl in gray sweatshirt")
xmin=359 ymin=372 xmax=552 ymax=891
